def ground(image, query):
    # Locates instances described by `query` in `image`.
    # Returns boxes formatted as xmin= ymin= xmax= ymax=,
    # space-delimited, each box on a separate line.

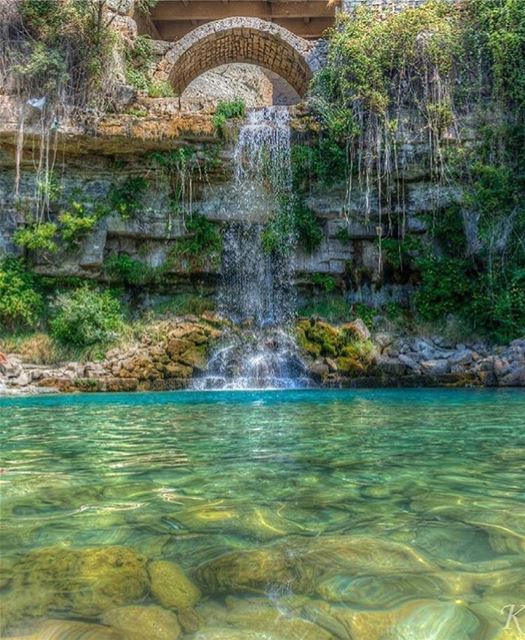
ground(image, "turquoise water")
xmin=0 ymin=389 xmax=524 ymax=639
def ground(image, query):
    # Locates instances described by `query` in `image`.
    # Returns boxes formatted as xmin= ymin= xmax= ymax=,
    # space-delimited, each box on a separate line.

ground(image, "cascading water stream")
xmin=194 ymin=107 xmax=309 ymax=389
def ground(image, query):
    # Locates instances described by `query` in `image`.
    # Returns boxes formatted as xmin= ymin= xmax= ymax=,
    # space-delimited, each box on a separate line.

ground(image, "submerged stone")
xmin=196 ymin=547 xmax=307 ymax=594
xmin=102 ymin=605 xmax=181 ymax=640
xmin=149 ymin=560 xmax=201 ymax=610
xmin=316 ymin=573 xmax=446 ymax=607
xmin=172 ymin=503 xmax=313 ymax=540
xmin=392 ymin=601 xmax=480 ymax=640
xmin=3 ymin=619 xmax=124 ymax=639
xmin=3 ymin=546 xmax=149 ymax=626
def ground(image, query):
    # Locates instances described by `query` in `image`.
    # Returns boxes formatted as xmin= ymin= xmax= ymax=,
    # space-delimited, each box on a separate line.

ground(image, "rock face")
xmin=182 ymin=64 xmax=274 ymax=108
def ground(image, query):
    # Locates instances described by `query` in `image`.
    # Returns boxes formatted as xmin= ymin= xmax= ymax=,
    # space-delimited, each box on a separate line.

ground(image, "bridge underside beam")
xmin=150 ymin=0 xmax=337 ymax=40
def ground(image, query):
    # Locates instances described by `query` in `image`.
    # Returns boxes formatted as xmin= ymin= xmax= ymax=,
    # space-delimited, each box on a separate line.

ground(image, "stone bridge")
xmin=153 ymin=17 xmax=321 ymax=98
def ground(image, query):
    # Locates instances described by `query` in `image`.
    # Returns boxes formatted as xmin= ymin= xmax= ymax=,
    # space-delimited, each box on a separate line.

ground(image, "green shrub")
xmin=108 ymin=176 xmax=149 ymax=219
xmin=104 ymin=254 xmax=164 ymax=286
xmin=212 ymin=99 xmax=246 ymax=132
xmin=0 ymin=258 xmax=44 ymax=331
xmin=50 ymin=286 xmax=124 ymax=346
xmin=171 ymin=214 xmax=223 ymax=268
xmin=13 ymin=222 xmax=58 ymax=253
xmin=154 ymin=293 xmax=216 ymax=317
xmin=311 ymin=273 xmax=337 ymax=293
xmin=297 ymin=296 xmax=350 ymax=323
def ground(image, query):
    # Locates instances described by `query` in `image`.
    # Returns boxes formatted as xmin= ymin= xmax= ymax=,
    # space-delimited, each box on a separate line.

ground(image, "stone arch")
xmin=153 ymin=17 xmax=318 ymax=98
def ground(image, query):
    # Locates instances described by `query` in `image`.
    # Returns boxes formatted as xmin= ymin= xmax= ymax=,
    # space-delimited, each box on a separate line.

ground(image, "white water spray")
xmin=195 ymin=106 xmax=309 ymax=389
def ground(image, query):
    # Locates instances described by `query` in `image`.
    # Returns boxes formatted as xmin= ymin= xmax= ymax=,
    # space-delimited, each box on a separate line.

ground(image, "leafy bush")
xmin=311 ymin=273 xmax=337 ymax=293
xmin=171 ymin=214 xmax=223 ymax=269
xmin=50 ymin=286 xmax=124 ymax=346
xmin=108 ymin=176 xmax=149 ymax=220
xmin=0 ymin=258 xmax=44 ymax=330
xmin=13 ymin=222 xmax=58 ymax=253
xmin=154 ymin=293 xmax=216 ymax=317
xmin=6 ymin=0 xmax=120 ymax=110
xmin=212 ymin=99 xmax=246 ymax=132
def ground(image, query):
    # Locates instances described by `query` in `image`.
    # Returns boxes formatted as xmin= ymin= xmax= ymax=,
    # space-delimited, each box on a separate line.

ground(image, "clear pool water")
xmin=1 ymin=389 xmax=524 ymax=639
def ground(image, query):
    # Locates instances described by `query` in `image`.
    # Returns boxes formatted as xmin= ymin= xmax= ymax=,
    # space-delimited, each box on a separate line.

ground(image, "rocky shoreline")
xmin=1 ymin=317 xmax=524 ymax=396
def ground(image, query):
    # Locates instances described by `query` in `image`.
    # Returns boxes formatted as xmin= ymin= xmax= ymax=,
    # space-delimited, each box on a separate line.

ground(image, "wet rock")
xmin=301 ymin=535 xmax=435 ymax=578
xmin=221 ymin=597 xmax=332 ymax=640
xmin=172 ymin=503 xmax=316 ymax=541
xmin=316 ymin=573 xmax=445 ymax=607
xmin=4 ymin=546 xmax=149 ymax=624
xmin=420 ymin=359 xmax=450 ymax=376
xmin=392 ymin=601 xmax=480 ymax=639
xmin=191 ymin=631 xmax=285 ymax=640
xmin=149 ymin=560 xmax=201 ymax=610
xmin=102 ymin=605 xmax=181 ymax=640
xmin=341 ymin=319 xmax=371 ymax=341
xmin=4 ymin=619 xmax=125 ymax=639
xmin=196 ymin=548 xmax=303 ymax=594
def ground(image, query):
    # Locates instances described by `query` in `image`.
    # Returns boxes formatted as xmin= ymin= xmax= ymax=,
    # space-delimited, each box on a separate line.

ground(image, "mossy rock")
xmin=336 ymin=357 xmax=367 ymax=376
xmin=149 ymin=560 xmax=201 ymax=610
xmin=102 ymin=605 xmax=182 ymax=640
xmin=3 ymin=546 xmax=149 ymax=626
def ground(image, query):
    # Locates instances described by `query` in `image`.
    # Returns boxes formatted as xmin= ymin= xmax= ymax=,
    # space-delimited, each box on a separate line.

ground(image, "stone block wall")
xmin=341 ymin=0 xmax=455 ymax=11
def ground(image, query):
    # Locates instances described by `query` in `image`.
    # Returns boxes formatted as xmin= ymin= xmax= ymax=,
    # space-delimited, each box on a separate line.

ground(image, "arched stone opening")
xmin=153 ymin=17 xmax=316 ymax=98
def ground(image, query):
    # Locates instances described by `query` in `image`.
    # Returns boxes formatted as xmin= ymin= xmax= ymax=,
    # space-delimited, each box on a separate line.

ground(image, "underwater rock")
xmin=3 ymin=546 xmax=149 ymax=625
xmin=191 ymin=631 xmax=286 ymax=640
xmin=316 ymin=573 xmax=446 ymax=607
xmin=172 ymin=503 xmax=313 ymax=541
xmin=196 ymin=547 xmax=308 ymax=594
xmin=149 ymin=560 xmax=201 ymax=610
xmin=300 ymin=535 xmax=435 ymax=578
xmin=101 ymin=605 xmax=181 ymax=640
xmin=391 ymin=601 xmax=480 ymax=639
xmin=303 ymin=599 xmax=480 ymax=640
xmin=197 ymin=535 xmax=434 ymax=596
xmin=220 ymin=597 xmax=332 ymax=640
xmin=2 ymin=619 xmax=125 ymax=639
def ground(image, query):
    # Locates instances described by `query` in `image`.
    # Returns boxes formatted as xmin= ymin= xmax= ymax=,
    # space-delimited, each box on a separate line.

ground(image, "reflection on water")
xmin=0 ymin=389 xmax=524 ymax=639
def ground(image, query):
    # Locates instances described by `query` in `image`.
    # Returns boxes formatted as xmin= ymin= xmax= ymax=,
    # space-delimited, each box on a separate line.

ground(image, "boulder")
xmin=342 ymin=319 xmax=371 ymax=341
xmin=102 ymin=605 xmax=181 ymax=640
xmin=149 ymin=561 xmax=201 ymax=610
xmin=4 ymin=546 xmax=149 ymax=624
xmin=420 ymin=359 xmax=450 ymax=376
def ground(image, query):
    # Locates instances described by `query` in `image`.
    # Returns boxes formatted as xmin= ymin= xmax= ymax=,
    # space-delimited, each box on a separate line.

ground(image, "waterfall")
xmin=195 ymin=106 xmax=309 ymax=390
xmin=219 ymin=106 xmax=295 ymax=327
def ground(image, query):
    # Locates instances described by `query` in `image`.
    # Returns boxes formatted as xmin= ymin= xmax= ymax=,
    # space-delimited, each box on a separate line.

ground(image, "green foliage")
xmin=0 ymin=258 xmax=44 ymax=330
xmin=171 ymin=214 xmax=223 ymax=269
xmin=297 ymin=296 xmax=351 ymax=324
xmin=136 ymin=0 xmax=159 ymax=14
xmin=13 ymin=222 xmax=58 ymax=253
xmin=352 ymin=303 xmax=375 ymax=329
xmin=104 ymin=254 xmax=165 ymax=287
xmin=10 ymin=0 xmax=119 ymax=108
xmin=50 ymin=286 xmax=124 ymax=347
xmin=125 ymin=34 xmax=174 ymax=97
xmin=58 ymin=200 xmax=100 ymax=244
xmin=153 ymin=293 xmax=216 ymax=317
xmin=464 ymin=0 xmax=525 ymax=109
xmin=212 ymin=99 xmax=246 ymax=132
xmin=311 ymin=273 xmax=337 ymax=293
xmin=108 ymin=176 xmax=149 ymax=220
xmin=262 ymin=195 xmax=323 ymax=256
xmin=291 ymin=141 xmax=347 ymax=189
